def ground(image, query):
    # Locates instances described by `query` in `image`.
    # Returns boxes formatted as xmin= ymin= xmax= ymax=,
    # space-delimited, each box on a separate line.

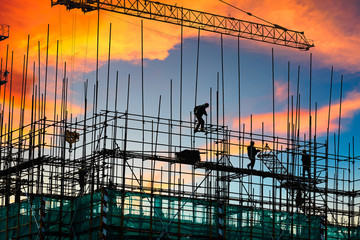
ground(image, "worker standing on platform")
xmin=301 ymin=149 xmax=311 ymax=178
xmin=296 ymin=189 xmax=305 ymax=211
xmin=194 ymin=103 xmax=209 ymax=133
xmin=247 ymin=141 xmax=260 ymax=169
xmin=296 ymin=190 xmax=304 ymax=206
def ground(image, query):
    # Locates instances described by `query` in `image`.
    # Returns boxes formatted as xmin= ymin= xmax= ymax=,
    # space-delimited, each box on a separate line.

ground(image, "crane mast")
xmin=51 ymin=0 xmax=314 ymax=50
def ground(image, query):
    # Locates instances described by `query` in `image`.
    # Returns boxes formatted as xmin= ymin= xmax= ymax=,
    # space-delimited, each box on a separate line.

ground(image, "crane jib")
xmin=51 ymin=0 xmax=314 ymax=50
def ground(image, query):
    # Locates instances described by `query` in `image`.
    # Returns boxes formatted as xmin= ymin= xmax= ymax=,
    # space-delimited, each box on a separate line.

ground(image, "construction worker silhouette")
xmin=0 ymin=70 xmax=8 ymax=86
xmin=194 ymin=103 xmax=209 ymax=133
xmin=296 ymin=189 xmax=305 ymax=208
xmin=247 ymin=141 xmax=260 ymax=169
xmin=301 ymin=149 xmax=311 ymax=178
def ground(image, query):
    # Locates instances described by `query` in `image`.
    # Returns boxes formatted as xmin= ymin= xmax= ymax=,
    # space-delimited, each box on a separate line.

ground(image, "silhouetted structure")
xmin=247 ymin=141 xmax=260 ymax=169
xmin=194 ymin=103 xmax=209 ymax=133
xmin=302 ymin=149 xmax=311 ymax=177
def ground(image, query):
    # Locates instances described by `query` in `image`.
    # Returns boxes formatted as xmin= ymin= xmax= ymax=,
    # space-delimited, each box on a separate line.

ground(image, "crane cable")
xmin=218 ymin=0 xmax=287 ymax=30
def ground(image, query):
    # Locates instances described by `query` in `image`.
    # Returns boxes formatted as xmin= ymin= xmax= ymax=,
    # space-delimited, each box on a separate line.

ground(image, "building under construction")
xmin=0 ymin=0 xmax=359 ymax=239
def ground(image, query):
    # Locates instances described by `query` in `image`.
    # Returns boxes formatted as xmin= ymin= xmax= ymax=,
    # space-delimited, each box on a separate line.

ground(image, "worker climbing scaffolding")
xmin=301 ymin=149 xmax=311 ymax=178
xmin=193 ymin=102 xmax=209 ymax=133
xmin=247 ymin=141 xmax=260 ymax=169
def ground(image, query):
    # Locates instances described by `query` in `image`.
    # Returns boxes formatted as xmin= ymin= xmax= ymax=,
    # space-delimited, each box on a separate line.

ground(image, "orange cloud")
xmin=163 ymin=0 xmax=360 ymax=73
xmin=230 ymin=0 xmax=360 ymax=73
xmin=231 ymin=89 xmax=360 ymax=138
xmin=0 ymin=0 xmax=182 ymax=73
xmin=2 ymin=0 xmax=360 ymax=74
xmin=0 ymin=77 xmax=84 ymax=132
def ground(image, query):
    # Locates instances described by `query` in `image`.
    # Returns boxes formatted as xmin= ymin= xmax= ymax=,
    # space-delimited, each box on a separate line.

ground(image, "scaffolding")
xmin=0 ymin=4 xmax=358 ymax=238
xmin=0 ymin=109 xmax=359 ymax=239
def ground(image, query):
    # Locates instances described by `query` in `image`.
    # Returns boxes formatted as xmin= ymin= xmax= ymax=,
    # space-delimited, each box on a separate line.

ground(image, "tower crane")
xmin=0 ymin=24 xmax=9 ymax=41
xmin=51 ymin=0 xmax=314 ymax=50
xmin=0 ymin=24 xmax=10 ymax=85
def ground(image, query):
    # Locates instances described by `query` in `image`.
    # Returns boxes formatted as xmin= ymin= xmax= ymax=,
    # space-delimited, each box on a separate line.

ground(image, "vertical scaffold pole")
xmin=120 ymin=74 xmax=130 ymax=238
xmin=100 ymin=188 xmax=109 ymax=240
xmin=177 ymin=17 xmax=184 ymax=239
xmin=40 ymin=196 xmax=46 ymax=240
xmin=271 ymin=48 xmax=276 ymax=239
xmin=140 ymin=19 xmax=145 ymax=238
xmin=325 ymin=66 xmax=333 ymax=240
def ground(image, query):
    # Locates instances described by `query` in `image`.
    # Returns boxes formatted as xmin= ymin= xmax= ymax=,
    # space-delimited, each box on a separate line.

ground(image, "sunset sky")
xmin=1 ymin=0 xmax=360 ymax=159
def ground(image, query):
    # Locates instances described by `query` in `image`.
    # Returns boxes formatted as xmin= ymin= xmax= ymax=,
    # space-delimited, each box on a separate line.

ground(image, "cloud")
xmin=0 ymin=0 xmax=182 ymax=72
xmin=237 ymin=0 xmax=360 ymax=73
xmin=0 ymin=76 xmax=84 ymax=131
xmin=2 ymin=0 xmax=360 ymax=74
xmin=231 ymin=89 xmax=360 ymax=138
xmin=275 ymin=80 xmax=288 ymax=103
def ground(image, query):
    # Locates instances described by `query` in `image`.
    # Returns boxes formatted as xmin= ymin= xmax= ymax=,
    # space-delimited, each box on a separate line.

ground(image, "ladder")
xmin=257 ymin=143 xmax=288 ymax=176
xmin=257 ymin=143 xmax=319 ymax=215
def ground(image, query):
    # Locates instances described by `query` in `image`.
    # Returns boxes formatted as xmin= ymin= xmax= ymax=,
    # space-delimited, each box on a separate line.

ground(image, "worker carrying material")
xmin=301 ymin=149 xmax=311 ymax=178
xmin=193 ymin=103 xmax=209 ymax=133
xmin=247 ymin=141 xmax=260 ymax=169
